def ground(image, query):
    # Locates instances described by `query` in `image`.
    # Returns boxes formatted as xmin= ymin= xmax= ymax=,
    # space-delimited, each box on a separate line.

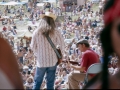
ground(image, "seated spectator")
xmin=12 ymin=23 xmax=17 ymax=29
xmin=28 ymin=26 xmax=32 ymax=32
xmin=25 ymin=49 xmax=34 ymax=64
xmin=85 ymin=35 xmax=89 ymax=40
xmin=17 ymin=49 xmax=24 ymax=64
xmin=91 ymin=20 xmax=97 ymax=28
xmin=2 ymin=19 xmax=8 ymax=25
xmin=68 ymin=16 xmax=72 ymax=21
xmin=22 ymin=71 xmax=27 ymax=84
xmin=24 ymin=77 xmax=34 ymax=90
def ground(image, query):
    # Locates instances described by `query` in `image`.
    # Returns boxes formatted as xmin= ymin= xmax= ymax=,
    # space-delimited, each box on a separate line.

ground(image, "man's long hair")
xmin=37 ymin=16 xmax=56 ymax=36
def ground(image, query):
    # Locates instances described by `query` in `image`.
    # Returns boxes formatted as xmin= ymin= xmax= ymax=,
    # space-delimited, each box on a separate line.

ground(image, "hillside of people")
xmin=0 ymin=0 xmax=119 ymax=89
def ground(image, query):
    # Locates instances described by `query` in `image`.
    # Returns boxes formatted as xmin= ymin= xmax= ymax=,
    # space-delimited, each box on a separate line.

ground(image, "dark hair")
xmin=27 ymin=70 xmax=31 ymax=75
xmin=100 ymin=0 xmax=115 ymax=89
xmin=22 ymin=71 xmax=26 ymax=75
xmin=19 ymin=49 xmax=22 ymax=52
xmin=42 ymin=16 xmax=56 ymax=35
xmin=83 ymin=1 xmax=115 ymax=89
xmin=80 ymin=43 xmax=90 ymax=48
xmin=100 ymin=24 xmax=112 ymax=89
xmin=29 ymin=49 xmax=32 ymax=53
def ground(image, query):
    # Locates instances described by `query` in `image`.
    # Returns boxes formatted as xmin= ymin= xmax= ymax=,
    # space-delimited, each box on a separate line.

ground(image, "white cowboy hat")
xmin=40 ymin=12 xmax=57 ymax=20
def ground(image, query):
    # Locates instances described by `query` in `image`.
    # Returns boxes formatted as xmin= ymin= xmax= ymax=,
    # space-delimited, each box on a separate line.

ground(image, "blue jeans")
xmin=33 ymin=64 xmax=57 ymax=89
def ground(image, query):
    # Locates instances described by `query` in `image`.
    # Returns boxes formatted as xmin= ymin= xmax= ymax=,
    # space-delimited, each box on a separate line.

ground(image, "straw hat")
xmin=40 ymin=12 xmax=57 ymax=20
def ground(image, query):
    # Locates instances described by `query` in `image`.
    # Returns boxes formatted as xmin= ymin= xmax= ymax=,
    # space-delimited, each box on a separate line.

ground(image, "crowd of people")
xmin=0 ymin=0 xmax=119 ymax=89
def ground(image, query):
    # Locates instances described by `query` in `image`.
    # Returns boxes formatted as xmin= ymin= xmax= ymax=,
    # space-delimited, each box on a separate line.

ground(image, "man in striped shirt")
xmin=30 ymin=12 xmax=65 ymax=89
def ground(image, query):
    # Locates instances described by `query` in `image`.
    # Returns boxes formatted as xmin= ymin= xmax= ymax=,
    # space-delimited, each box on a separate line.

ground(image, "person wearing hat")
xmin=30 ymin=12 xmax=65 ymax=89
xmin=67 ymin=39 xmax=100 ymax=89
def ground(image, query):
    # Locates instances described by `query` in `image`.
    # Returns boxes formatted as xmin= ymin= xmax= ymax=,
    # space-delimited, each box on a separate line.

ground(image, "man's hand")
xmin=67 ymin=61 xmax=85 ymax=72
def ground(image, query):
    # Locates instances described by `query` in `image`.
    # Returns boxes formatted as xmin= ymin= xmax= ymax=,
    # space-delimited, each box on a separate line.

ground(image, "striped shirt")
xmin=30 ymin=29 xmax=65 ymax=67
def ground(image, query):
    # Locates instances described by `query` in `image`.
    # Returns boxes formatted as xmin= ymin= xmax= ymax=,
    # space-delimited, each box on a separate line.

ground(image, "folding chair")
xmin=83 ymin=63 xmax=102 ymax=86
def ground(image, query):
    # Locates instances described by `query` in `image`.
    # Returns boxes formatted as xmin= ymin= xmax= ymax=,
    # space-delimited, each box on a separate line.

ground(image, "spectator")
xmin=28 ymin=26 xmax=32 ymax=32
xmin=24 ymin=77 xmax=34 ymax=90
xmin=17 ymin=49 xmax=24 ymax=64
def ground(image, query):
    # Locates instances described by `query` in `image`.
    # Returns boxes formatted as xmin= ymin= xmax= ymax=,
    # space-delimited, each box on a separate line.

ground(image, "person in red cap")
xmin=84 ymin=0 xmax=120 ymax=89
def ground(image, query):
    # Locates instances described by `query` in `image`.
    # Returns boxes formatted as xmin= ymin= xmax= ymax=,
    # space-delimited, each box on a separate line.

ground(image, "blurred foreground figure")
xmin=84 ymin=0 xmax=120 ymax=89
xmin=0 ymin=37 xmax=23 ymax=89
